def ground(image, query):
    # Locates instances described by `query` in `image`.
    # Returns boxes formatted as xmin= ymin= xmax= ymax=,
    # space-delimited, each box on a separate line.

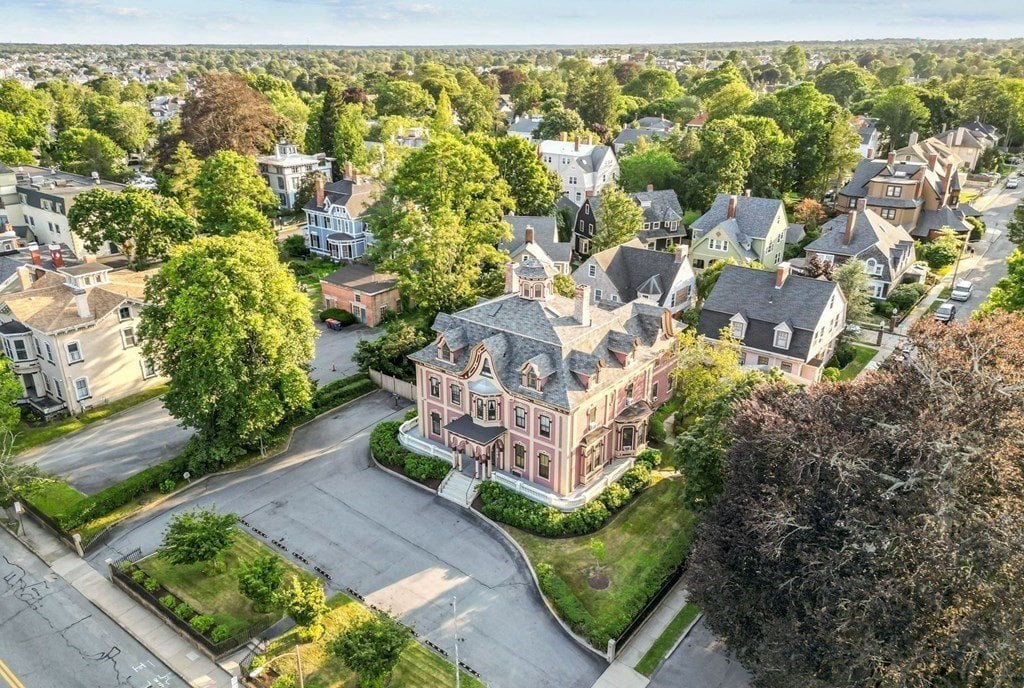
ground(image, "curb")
xmin=664 ymin=612 xmax=703 ymax=662
xmin=368 ymin=449 xmax=438 ymax=496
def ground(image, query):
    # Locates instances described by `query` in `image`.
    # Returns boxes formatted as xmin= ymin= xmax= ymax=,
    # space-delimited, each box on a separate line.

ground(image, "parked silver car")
xmin=934 ymin=302 xmax=957 ymax=322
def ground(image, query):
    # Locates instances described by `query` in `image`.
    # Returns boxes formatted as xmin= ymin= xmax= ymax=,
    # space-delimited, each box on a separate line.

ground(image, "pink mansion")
xmin=401 ymin=259 xmax=678 ymax=510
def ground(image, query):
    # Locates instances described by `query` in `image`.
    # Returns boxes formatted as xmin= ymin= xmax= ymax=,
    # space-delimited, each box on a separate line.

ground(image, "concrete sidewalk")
xmin=11 ymin=516 xmax=233 ymax=688
xmin=591 ymin=581 xmax=692 ymax=688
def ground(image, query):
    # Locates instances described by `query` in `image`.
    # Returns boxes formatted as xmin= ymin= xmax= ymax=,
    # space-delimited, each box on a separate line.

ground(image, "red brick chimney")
xmin=927 ymin=153 xmax=938 ymax=170
xmin=941 ymin=165 xmax=953 ymax=201
xmin=585 ymin=189 xmax=594 ymax=198
xmin=673 ymin=244 xmax=687 ymax=263
xmin=48 ymin=244 xmax=63 ymax=268
xmin=887 ymin=151 xmax=896 ymax=165
xmin=844 ymin=211 xmax=857 ymax=246
xmin=856 ymin=198 xmax=866 ymax=211
xmin=28 ymin=243 xmax=41 ymax=266
xmin=726 ymin=195 xmax=738 ymax=219
xmin=315 ymin=175 xmax=325 ymax=207
xmin=574 ymin=136 xmax=580 ymax=152
xmin=774 ymin=262 xmax=791 ymax=289
xmin=524 ymin=225 xmax=534 ymax=244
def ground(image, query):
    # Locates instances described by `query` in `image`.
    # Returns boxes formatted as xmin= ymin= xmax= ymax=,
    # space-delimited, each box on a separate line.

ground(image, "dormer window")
xmin=480 ymin=358 xmax=493 ymax=378
xmin=438 ymin=340 xmax=451 ymax=361
xmin=525 ymin=367 xmax=538 ymax=390
xmin=774 ymin=327 xmax=791 ymax=349
xmin=729 ymin=313 xmax=747 ymax=339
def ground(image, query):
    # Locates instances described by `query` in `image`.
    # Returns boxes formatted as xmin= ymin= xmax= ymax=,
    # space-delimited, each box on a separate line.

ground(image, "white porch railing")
xmin=398 ymin=418 xmax=453 ymax=462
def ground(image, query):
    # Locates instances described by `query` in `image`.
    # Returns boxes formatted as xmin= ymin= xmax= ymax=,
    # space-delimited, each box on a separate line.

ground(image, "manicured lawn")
xmin=20 ymin=479 xmax=85 ymax=517
xmin=837 ymin=344 xmax=878 ymax=381
xmin=14 ymin=385 xmax=168 ymax=454
xmin=634 ymin=602 xmax=702 ymax=676
xmin=139 ymin=531 xmax=308 ymax=639
xmin=508 ymin=474 xmax=696 ymax=647
xmin=257 ymin=593 xmax=485 ymax=688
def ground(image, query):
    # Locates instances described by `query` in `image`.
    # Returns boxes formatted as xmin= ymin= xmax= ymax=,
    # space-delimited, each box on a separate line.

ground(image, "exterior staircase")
xmin=438 ymin=469 xmax=480 ymax=508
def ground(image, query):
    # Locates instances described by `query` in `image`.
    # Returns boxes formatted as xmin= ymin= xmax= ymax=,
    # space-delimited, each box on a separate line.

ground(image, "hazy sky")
xmin=6 ymin=0 xmax=1024 ymax=45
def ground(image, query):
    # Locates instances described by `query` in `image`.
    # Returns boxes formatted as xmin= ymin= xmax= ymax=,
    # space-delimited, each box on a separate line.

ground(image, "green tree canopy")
xmin=834 ymin=258 xmax=873 ymax=323
xmin=373 ymin=79 xmax=435 ymax=118
xmin=872 ymin=85 xmax=931 ymax=149
xmin=237 ymin=554 xmax=285 ymax=613
xmin=53 ymin=127 xmax=131 ymax=182
xmin=618 ymin=142 xmax=682 ymax=193
xmin=729 ymin=115 xmax=794 ymax=198
xmin=680 ymin=119 xmax=756 ymax=209
xmin=535 ymin=107 xmax=587 ymax=141
xmin=591 ymin=185 xmax=644 ymax=253
xmin=280 ymin=576 xmax=329 ymax=639
xmin=139 ymin=234 xmax=316 ymax=448
xmin=470 ymin=134 xmax=559 ymax=216
xmin=814 ymin=63 xmax=879 ymax=107
xmin=159 ymin=507 xmax=237 ymax=566
xmin=194 ymin=150 xmax=278 ymax=237
xmin=330 ymin=612 xmax=411 ymax=688
xmin=367 ymin=136 xmax=512 ymax=314
xmin=161 ymin=141 xmax=201 ymax=216
xmin=68 ymin=187 xmax=196 ymax=269
xmin=623 ymin=68 xmax=683 ymax=102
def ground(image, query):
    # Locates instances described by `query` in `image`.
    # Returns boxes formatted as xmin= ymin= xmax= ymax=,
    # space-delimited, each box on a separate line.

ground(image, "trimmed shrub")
xmin=636 ymin=449 xmax=662 ymax=469
xmin=310 ymin=375 xmax=376 ymax=414
xmin=318 ymin=308 xmax=357 ymax=325
xmin=404 ymin=408 xmax=418 ymax=421
xmin=535 ymin=563 xmax=603 ymax=642
xmin=144 ymin=576 xmax=160 ymax=593
xmin=132 ymin=569 xmax=146 ymax=584
xmin=822 ymin=367 xmax=841 ymax=381
xmin=619 ymin=465 xmax=652 ymax=493
xmin=174 ymin=602 xmax=194 ymax=620
xmin=830 ymin=342 xmax=857 ymax=369
xmin=210 ymin=625 xmax=231 ymax=644
xmin=159 ymin=479 xmax=176 ymax=494
xmin=880 ymin=283 xmax=928 ymax=315
xmin=190 ymin=615 xmax=215 ymax=634
xmin=370 ymin=422 xmax=406 ymax=466
xmin=403 ymin=456 xmax=451 ymax=482
xmin=598 ymin=483 xmax=631 ymax=511
xmin=160 ymin=594 xmax=177 ymax=609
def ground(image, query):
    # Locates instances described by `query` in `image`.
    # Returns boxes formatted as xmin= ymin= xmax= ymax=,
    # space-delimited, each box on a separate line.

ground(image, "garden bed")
xmin=370 ymin=421 xmax=453 ymax=489
xmin=133 ymin=532 xmax=307 ymax=647
xmin=252 ymin=593 xmax=485 ymax=688
xmin=507 ymin=475 xmax=696 ymax=648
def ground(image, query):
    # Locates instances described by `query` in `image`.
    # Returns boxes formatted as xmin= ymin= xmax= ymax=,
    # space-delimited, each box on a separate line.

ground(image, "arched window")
xmin=533 ymin=284 xmax=543 ymax=298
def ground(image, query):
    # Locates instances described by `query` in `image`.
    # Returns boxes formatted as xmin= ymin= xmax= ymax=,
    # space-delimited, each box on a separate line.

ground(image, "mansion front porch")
xmin=397 ymin=417 xmax=638 ymax=512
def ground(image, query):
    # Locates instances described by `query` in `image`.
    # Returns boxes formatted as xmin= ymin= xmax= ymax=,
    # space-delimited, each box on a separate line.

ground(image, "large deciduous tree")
xmin=729 ymin=115 xmax=794 ymax=198
xmin=177 ymin=73 xmax=284 ymax=158
xmin=814 ymin=63 xmax=879 ymax=107
xmin=194 ymin=150 xmax=278 ymax=237
xmin=373 ymin=79 xmax=435 ymax=118
xmin=535 ymin=107 xmax=587 ymax=141
xmin=330 ymin=612 xmax=411 ymax=688
xmin=470 ymin=134 xmax=559 ymax=216
xmin=680 ymin=119 xmax=756 ymax=209
xmin=591 ymin=186 xmax=644 ymax=252
xmin=688 ymin=313 xmax=1024 ymax=688
xmin=68 ymin=187 xmax=196 ymax=269
xmin=872 ymin=85 xmax=931 ymax=149
xmin=159 ymin=507 xmax=237 ymax=567
xmin=53 ymin=127 xmax=131 ymax=182
xmin=139 ymin=235 xmax=316 ymax=449
xmin=618 ymin=143 xmax=682 ymax=193
xmin=834 ymin=259 xmax=873 ymax=323
xmin=981 ymin=248 xmax=1024 ymax=314
xmin=367 ymin=136 xmax=512 ymax=314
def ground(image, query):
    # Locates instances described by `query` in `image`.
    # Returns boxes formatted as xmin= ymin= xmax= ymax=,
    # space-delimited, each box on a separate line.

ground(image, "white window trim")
xmin=65 ymin=340 xmax=83 ymax=364
xmin=120 ymin=326 xmax=137 ymax=348
xmin=73 ymin=376 xmax=90 ymax=401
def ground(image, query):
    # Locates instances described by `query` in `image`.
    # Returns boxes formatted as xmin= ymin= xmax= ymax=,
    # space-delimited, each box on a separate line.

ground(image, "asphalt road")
xmin=951 ymin=181 xmax=1023 ymax=322
xmin=308 ymin=320 xmax=384 ymax=384
xmin=0 ymin=527 xmax=183 ymax=688
xmin=648 ymin=619 xmax=751 ymax=688
xmin=88 ymin=391 xmax=604 ymax=688
xmin=17 ymin=397 xmax=193 ymax=495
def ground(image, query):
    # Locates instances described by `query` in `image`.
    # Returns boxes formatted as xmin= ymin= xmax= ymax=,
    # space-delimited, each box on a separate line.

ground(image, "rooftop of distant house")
xmin=11 ymin=165 xmax=125 ymax=197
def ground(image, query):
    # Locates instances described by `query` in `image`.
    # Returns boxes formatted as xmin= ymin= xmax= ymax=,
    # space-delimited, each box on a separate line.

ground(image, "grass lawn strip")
xmin=20 ymin=480 xmax=85 ymax=516
xmin=14 ymin=385 xmax=168 ymax=454
xmin=508 ymin=474 xmax=696 ymax=647
xmin=258 ymin=593 xmax=485 ymax=688
xmin=634 ymin=602 xmax=702 ymax=676
xmin=837 ymin=344 xmax=879 ymax=381
xmin=139 ymin=531 xmax=308 ymax=639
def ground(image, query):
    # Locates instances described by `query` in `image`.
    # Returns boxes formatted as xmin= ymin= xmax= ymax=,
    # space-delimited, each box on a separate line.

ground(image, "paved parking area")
xmin=89 ymin=391 xmax=604 ymax=688
xmin=309 ymin=321 xmax=384 ymax=384
xmin=648 ymin=619 xmax=751 ymax=688
xmin=17 ymin=397 xmax=193 ymax=495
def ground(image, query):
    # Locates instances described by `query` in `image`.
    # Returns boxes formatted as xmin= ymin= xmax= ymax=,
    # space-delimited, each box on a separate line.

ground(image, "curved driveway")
xmin=87 ymin=391 xmax=604 ymax=688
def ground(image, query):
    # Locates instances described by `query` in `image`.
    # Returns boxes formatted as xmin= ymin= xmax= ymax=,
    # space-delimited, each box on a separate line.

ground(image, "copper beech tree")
xmin=687 ymin=313 xmax=1024 ymax=688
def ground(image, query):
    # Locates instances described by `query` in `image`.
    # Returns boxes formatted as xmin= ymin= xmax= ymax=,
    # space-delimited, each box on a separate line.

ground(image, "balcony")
xmin=9 ymin=356 xmax=40 ymax=375
xmin=17 ymin=395 xmax=67 ymax=421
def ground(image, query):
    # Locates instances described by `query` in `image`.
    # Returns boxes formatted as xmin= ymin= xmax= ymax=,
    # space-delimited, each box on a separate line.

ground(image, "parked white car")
xmin=950 ymin=279 xmax=974 ymax=302
xmin=1008 ymin=177 xmax=1020 ymax=190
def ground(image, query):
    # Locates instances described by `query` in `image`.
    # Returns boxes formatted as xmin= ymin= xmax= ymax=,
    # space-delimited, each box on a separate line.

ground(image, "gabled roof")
xmin=690 ymin=194 xmax=785 ymax=242
xmin=913 ymin=206 xmax=972 ymax=238
xmin=303 ymin=177 xmax=381 ymax=218
xmin=538 ymin=140 xmax=617 ymax=173
xmin=500 ymin=215 xmax=572 ymax=266
xmin=807 ymin=209 xmax=914 ymax=283
xmin=631 ymin=189 xmax=683 ymax=224
xmin=1 ymin=269 xmax=149 ymax=334
xmin=575 ymin=239 xmax=693 ymax=306
xmin=698 ymin=265 xmax=842 ymax=361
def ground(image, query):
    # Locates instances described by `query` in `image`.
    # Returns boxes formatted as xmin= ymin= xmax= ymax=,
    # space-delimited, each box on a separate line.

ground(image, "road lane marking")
xmin=0 ymin=659 xmax=25 ymax=688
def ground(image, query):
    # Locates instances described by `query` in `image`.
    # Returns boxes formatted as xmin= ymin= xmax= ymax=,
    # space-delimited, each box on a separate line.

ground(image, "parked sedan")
xmin=950 ymin=279 xmax=974 ymax=302
xmin=1008 ymin=177 xmax=1020 ymax=190
xmin=934 ymin=302 xmax=957 ymax=323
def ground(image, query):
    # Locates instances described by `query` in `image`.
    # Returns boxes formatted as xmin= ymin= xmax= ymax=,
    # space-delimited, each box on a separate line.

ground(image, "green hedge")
xmin=318 ymin=308 xmax=357 ymax=325
xmin=370 ymin=422 xmax=452 ymax=485
xmin=310 ymin=374 xmax=376 ymax=415
xmin=478 ymin=464 xmax=653 ymax=537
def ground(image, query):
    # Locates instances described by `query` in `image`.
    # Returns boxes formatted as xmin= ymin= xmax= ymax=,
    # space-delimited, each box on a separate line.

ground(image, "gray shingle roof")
xmin=574 ymin=240 xmax=691 ymax=305
xmin=690 ymin=194 xmax=784 ymax=241
xmin=807 ymin=209 xmax=914 ymax=283
xmin=631 ymin=189 xmax=683 ymax=224
xmin=508 ymin=117 xmax=541 ymax=135
xmin=500 ymin=215 xmax=572 ymax=266
xmin=698 ymin=264 xmax=840 ymax=361
xmin=322 ymin=263 xmax=398 ymax=294
xmin=303 ymin=178 xmax=380 ymax=217
xmin=913 ymin=207 xmax=971 ymax=238
xmin=613 ymin=128 xmax=665 ymax=149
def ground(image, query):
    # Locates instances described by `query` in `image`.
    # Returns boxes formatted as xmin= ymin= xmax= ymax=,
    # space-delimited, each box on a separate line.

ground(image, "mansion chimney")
xmin=887 ymin=151 xmax=896 ymax=165
xmin=574 ymin=136 xmax=580 ymax=152
xmin=908 ymin=131 xmax=919 ymax=147
xmin=504 ymin=261 xmax=519 ymax=294
xmin=726 ymin=195 xmax=738 ymax=219
xmin=524 ymin=225 xmax=534 ymax=244
xmin=48 ymin=244 xmax=63 ymax=269
xmin=28 ymin=243 xmax=41 ymax=266
xmin=73 ymin=288 xmax=91 ymax=319
xmin=315 ymin=175 xmax=325 ymax=207
xmin=16 ymin=265 xmax=32 ymax=291
xmin=574 ymin=284 xmax=591 ymax=327
xmin=774 ymin=262 xmax=791 ymax=289
xmin=844 ymin=211 xmax=857 ymax=246
xmin=927 ymin=153 xmax=938 ymax=170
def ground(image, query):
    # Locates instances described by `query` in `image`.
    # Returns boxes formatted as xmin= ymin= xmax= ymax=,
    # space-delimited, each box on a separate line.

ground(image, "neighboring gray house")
xmin=508 ymin=115 xmax=542 ymax=141
xmin=612 ymin=117 xmax=675 ymax=154
xmin=572 ymin=187 xmax=684 ymax=257
xmin=573 ymin=238 xmax=695 ymax=316
xmin=501 ymin=215 xmax=572 ymax=274
xmin=698 ymin=263 xmax=847 ymax=383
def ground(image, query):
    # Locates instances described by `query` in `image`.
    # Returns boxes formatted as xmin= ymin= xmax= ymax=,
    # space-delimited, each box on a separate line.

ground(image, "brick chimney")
xmin=524 ymin=225 xmax=534 ymax=244
xmin=908 ymin=131 xmax=919 ymax=147
xmin=887 ymin=151 xmax=896 ymax=165
xmin=856 ymin=198 xmax=867 ymax=211
xmin=646 ymin=183 xmax=654 ymax=192
xmin=505 ymin=261 xmax=519 ymax=294
xmin=673 ymin=244 xmax=688 ymax=263
xmin=585 ymin=189 xmax=594 ymax=198
xmin=560 ymin=132 xmax=568 ymax=142
xmin=774 ymin=262 xmax=791 ymax=289
xmin=343 ymin=161 xmax=354 ymax=181
xmin=927 ymin=153 xmax=938 ymax=170
xmin=574 ymin=284 xmax=591 ymax=326
xmin=941 ymin=165 xmax=953 ymax=200
xmin=843 ymin=211 xmax=857 ymax=246
xmin=315 ymin=175 xmax=325 ymax=207
xmin=574 ymin=136 xmax=580 ymax=152
xmin=28 ymin=243 xmax=41 ymax=266
xmin=726 ymin=195 xmax=738 ymax=219
xmin=48 ymin=244 xmax=63 ymax=269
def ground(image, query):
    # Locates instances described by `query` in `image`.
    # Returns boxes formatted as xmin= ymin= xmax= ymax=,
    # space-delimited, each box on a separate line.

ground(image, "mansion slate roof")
xmin=577 ymin=239 xmax=693 ymax=305
xmin=410 ymin=288 xmax=673 ymax=411
xmin=500 ymin=215 xmax=572 ymax=265
xmin=698 ymin=265 xmax=842 ymax=362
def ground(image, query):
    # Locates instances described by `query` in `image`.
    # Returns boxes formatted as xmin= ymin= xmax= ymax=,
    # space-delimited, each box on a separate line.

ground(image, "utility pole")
xmin=452 ymin=595 xmax=460 ymax=688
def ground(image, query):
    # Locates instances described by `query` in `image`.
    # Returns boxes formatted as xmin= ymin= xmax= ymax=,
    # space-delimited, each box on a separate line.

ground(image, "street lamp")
xmin=249 ymin=649 xmax=304 ymax=688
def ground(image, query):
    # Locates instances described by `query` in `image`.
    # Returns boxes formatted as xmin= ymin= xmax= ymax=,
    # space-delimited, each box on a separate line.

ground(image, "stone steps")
xmin=438 ymin=470 xmax=480 ymax=508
